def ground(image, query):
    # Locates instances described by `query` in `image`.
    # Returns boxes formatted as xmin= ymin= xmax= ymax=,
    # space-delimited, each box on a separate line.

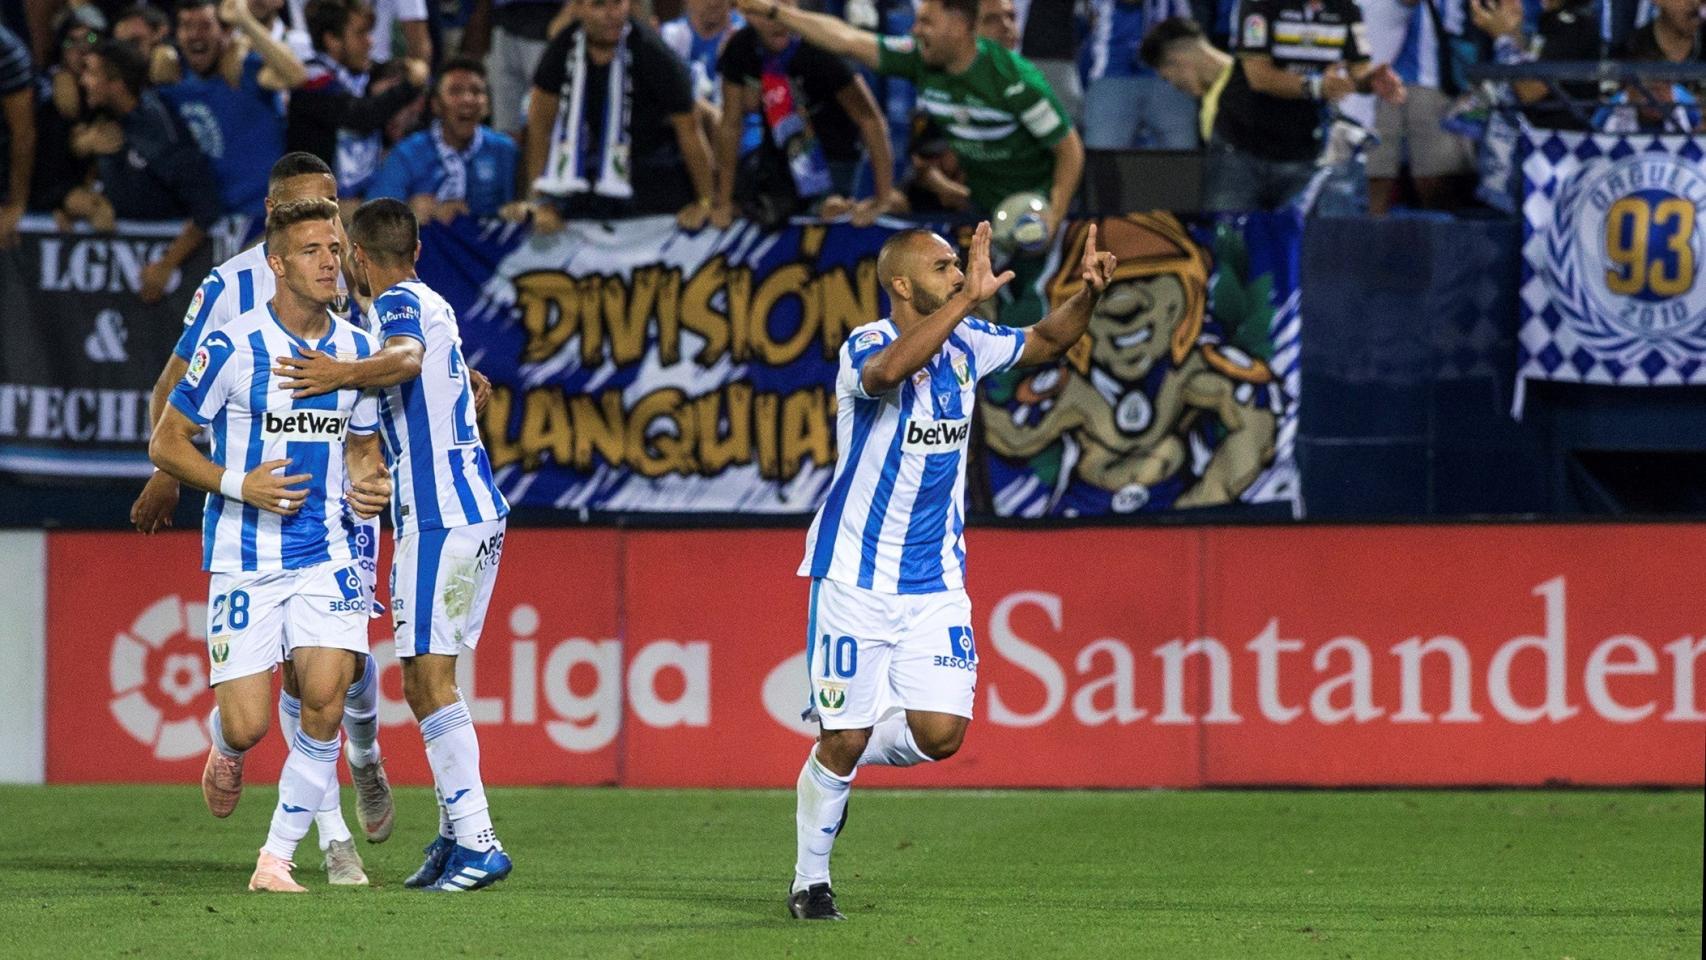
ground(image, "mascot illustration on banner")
xmin=981 ymin=214 xmax=1283 ymax=514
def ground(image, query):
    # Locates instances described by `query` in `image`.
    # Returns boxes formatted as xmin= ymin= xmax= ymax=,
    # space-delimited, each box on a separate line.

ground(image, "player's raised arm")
xmin=1014 ymin=223 xmax=1116 ymax=367
xmin=861 ymin=221 xmax=1014 ymax=395
xmin=735 ymin=0 xmax=882 ymax=70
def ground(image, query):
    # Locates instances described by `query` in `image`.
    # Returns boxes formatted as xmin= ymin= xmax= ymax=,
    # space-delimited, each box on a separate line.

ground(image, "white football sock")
xmin=280 ymin=691 xmax=354 ymax=849
xmin=342 ymin=654 xmax=381 ymax=768
xmin=793 ymin=747 xmax=853 ymax=893
xmin=419 ymin=699 xmax=498 ymax=851
xmin=208 ymin=707 xmax=243 ymax=759
xmin=857 ymin=712 xmax=933 ymax=768
xmin=263 ymin=731 xmax=341 ymax=862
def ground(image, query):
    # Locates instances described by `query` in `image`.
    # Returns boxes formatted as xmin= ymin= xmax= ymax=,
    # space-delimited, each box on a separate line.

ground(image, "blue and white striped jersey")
xmin=169 ymin=305 xmax=381 ymax=573
xmin=175 ymin=243 xmax=276 ymax=362
xmin=800 ymin=317 xmax=1027 ymax=595
xmin=371 ymin=279 xmax=509 ymax=539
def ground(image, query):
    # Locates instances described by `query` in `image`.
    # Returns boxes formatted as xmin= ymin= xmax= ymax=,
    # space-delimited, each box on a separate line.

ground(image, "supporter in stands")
xmin=1083 ymin=0 xmax=1199 ymax=150
xmin=709 ymin=0 xmax=898 ymax=228
xmin=1139 ymin=15 xmax=1231 ymax=146
xmin=1604 ymin=0 xmax=1705 ymax=131
xmin=288 ymin=0 xmax=427 ymax=205
xmin=113 ymin=3 xmax=169 ymax=56
xmin=78 ymin=39 xmax=219 ymax=300
xmin=522 ymin=0 xmax=715 ymax=228
xmin=158 ymin=0 xmax=306 ymax=223
xmin=1014 ymin=0 xmax=1082 ymax=121
xmin=0 ymin=21 xmax=30 ymax=247
xmin=660 ymin=0 xmax=745 ymax=142
xmin=367 ymin=55 xmax=519 ymax=219
xmin=736 ymin=0 xmax=1082 ymax=243
xmin=23 ymin=8 xmax=103 ymax=223
xmin=1620 ymin=0 xmax=1704 ymax=61
xmin=1361 ymin=0 xmax=1475 ymax=214
xmin=369 ymin=0 xmax=433 ymax=63
xmin=461 ymin=0 xmax=563 ymax=136
xmin=1197 ymin=0 xmax=1405 ymax=211
xmin=977 ymin=0 xmax=1019 ymax=49
xmin=1470 ymin=0 xmax=1601 ymax=131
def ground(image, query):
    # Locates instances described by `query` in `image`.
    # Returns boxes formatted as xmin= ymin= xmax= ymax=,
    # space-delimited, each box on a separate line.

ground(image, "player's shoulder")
xmin=219 ymin=303 xmax=272 ymax=339
xmin=844 ymin=320 xmax=895 ymax=352
xmin=332 ymin=313 xmax=383 ymax=351
xmin=376 ymin=281 xmax=427 ymax=315
xmin=222 ymin=242 xmax=273 ymax=276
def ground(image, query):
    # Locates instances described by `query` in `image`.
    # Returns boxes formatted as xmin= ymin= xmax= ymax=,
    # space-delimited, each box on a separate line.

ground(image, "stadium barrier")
xmin=33 ymin=524 xmax=1706 ymax=788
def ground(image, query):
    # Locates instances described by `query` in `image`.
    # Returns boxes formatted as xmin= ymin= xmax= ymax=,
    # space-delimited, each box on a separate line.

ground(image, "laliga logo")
xmin=109 ymin=595 xmax=214 ymax=760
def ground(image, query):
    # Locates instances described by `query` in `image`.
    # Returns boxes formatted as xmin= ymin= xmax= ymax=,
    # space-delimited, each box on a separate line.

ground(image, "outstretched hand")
xmin=1079 ymin=224 xmax=1117 ymax=294
xmin=962 ymin=221 xmax=1016 ymax=304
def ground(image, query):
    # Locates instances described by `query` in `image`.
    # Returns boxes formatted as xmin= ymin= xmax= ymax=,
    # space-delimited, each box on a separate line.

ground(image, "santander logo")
xmin=759 ymin=576 xmax=1706 ymax=732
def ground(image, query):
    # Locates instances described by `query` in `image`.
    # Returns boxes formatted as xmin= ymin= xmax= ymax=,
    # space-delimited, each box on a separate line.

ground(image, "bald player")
xmin=788 ymin=221 xmax=1117 ymax=920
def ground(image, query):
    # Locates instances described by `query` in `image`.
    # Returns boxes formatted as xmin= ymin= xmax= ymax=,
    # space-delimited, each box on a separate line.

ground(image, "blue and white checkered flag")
xmin=1514 ymin=122 xmax=1706 ymax=416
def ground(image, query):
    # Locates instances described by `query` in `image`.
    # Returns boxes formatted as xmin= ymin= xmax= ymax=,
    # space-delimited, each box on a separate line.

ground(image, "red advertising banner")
xmin=45 ymin=525 xmax=1706 ymax=787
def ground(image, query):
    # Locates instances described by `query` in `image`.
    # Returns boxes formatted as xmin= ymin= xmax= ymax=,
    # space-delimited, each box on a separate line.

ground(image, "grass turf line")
xmin=0 ymin=786 xmax=1697 ymax=959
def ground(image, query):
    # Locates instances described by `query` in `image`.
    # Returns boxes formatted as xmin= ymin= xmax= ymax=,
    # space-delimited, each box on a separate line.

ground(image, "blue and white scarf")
xmin=431 ymin=120 xmax=486 ymax=202
xmin=535 ymin=25 xmax=634 ymax=199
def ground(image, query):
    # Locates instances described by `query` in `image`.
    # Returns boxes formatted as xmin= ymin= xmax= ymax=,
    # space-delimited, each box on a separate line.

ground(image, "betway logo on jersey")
xmin=901 ymin=417 xmax=971 ymax=455
xmin=261 ymin=410 xmax=350 ymax=443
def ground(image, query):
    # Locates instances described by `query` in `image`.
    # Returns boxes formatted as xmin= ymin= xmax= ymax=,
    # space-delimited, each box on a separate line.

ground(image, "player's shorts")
xmin=804 ymin=577 xmax=977 ymax=731
xmin=391 ymin=518 xmax=505 ymax=659
xmin=206 ymin=560 xmax=374 ymax=686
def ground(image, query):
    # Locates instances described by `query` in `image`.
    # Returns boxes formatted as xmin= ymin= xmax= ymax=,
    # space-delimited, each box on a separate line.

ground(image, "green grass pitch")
xmin=0 ymin=786 xmax=1698 ymax=959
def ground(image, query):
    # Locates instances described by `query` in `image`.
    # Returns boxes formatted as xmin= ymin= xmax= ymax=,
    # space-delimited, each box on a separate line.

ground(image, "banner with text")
xmin=44 ymin=525 xmax=1704 ymax=787
xmin=423 ymin=212 xmax=1302 ymax=516
xmin=1515 ymin=126 xmax=1706 ymax=415
xmin=0 ymin=216 xmax=211 ymax=478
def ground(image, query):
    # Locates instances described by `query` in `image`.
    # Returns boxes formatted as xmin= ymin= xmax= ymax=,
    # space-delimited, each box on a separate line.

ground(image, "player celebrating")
xmin=788 ymin=221 xmax=1116 ymax=920
xmin=148 ymin=198 xmax=393 ymax=892
xmin=274 ymin=198 xmax=512 ymax=893
xmin=130 ymin=152 xmax=393 ymax=886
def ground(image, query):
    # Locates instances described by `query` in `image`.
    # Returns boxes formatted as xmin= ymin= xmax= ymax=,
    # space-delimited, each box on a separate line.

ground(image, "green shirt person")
xmin=734 ymin=0 xmax=1084 ymax=243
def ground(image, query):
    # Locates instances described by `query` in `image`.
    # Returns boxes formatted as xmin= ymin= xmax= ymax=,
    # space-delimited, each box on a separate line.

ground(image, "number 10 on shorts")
xmin=817 ymin=634 xmax=858 ymax=679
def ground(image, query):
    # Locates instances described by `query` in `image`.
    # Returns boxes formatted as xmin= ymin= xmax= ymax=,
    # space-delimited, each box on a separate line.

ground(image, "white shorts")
xmin=804 ymin=577 xmax=977 ymax=731
xmin=391 ymin=518 xmax=505 ymax=659
xmin=206 ymin=561 xmax=374 ymax=686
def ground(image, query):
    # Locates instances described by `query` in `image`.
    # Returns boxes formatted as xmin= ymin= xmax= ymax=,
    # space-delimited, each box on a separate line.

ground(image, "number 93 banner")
xmin=1515 ymin=125 xmax=1706 ymax=415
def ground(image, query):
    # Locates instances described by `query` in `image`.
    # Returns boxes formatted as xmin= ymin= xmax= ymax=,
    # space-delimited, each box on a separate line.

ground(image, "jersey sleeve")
xmin=168 ymin=330 xmax=240 ymax=426
xmin=1005 ymin=59 xmax=1071 ymax=148
xmin=874 ymin=33 xmax=924 ymax=80
xmin=376 ymin=286 xmax=426 ymax=346
xmin=841 ymin=326 xmax=895 ymax=400
xmin=962 ymin=318 xmax=1027 ymax=379
xmin=173 ymin=269 xmax=228 ymax=361
xmin=1236 ymin=0 xmax=1277 ymax=55
xmin=349 ymin=389 xmax=380 ymax=435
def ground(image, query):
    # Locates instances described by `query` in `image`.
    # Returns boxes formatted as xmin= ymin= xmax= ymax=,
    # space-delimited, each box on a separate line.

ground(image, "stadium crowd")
xmin=0 ymin=0 xmax=1702 ymax=267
